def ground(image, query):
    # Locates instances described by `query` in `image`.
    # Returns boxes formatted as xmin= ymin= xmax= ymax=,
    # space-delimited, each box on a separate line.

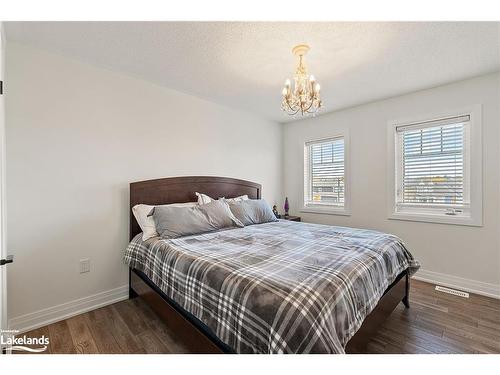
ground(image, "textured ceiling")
xmin=5 ymin=22 xmax=500 ymax=123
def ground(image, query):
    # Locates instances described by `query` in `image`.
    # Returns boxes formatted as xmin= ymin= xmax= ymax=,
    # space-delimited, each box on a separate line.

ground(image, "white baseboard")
xmin=8 ymin=285 xmax=129 ymax=334
xmin=413 ymin=269 xmax=500 ymax=299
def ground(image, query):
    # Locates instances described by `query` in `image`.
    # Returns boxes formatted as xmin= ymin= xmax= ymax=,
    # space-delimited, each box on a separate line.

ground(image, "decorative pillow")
xmin=153 ymin=199 xmax=244 ymax=239
xmin=196 ymin=192 xmax=249 ymax=205
xmin=132 ymin=202 xmax=197 ymax=241
xmin=227 ymin=199 xmax=279 ymax=226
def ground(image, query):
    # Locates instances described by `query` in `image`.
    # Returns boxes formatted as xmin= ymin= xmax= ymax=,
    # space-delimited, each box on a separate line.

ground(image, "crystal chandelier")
xmin=281 ymin=44 xmax=322 ymax=116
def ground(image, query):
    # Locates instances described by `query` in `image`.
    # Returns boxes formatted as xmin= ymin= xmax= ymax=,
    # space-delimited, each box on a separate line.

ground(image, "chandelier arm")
xmin=286 ymin=100 xmax=300 ymax=115
xmin=283 ymin=95 xmax=320 ymax=116
xmin=286 ymin=99 xmax=298 ymax=113
xmin=302 ymin=100 xmax=315 ymax=113
xmin=282 ymin=97 xmax=300 ymax=115
xmin=285 ymin=106 xmax=300 ymax=116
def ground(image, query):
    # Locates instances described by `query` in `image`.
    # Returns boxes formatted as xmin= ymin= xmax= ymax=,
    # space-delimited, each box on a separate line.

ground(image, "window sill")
xmin=388 ymin=211 xmax=482 ymax=227
xmin=300 ymin=206 xmax=350 ymax=216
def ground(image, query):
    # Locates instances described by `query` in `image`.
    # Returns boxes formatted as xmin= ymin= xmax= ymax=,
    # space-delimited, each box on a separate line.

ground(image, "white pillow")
xmin=227 ymin=195 xmax=249 ymax=203
xmin=195 ymin=192 xmax=213 ymax=205
xmin=195 ymin=192 xmax=249 ymax=205
xmin=132 ymin=202 xmax=197 ymax=241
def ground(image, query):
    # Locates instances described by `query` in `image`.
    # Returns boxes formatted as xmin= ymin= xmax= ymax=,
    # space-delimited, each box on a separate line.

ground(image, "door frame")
xmin=0 ymin=21 xmax=7 ymax=345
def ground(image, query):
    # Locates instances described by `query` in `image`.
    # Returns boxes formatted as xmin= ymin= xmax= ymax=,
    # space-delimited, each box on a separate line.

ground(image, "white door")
xmin=0 ymin=22 xmax=8 ymax=347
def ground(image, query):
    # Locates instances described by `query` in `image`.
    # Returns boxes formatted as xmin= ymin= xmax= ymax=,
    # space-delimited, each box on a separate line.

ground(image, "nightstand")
xmin=280 ymin=215 xmax=301 ymax=222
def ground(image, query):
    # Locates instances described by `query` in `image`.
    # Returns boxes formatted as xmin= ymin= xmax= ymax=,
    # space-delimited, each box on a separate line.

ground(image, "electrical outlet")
xmin=79 ymin=258 xmax=90 ymax=273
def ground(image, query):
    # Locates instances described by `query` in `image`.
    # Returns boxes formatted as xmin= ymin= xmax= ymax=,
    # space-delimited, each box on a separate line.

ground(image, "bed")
xmin=125 ymin=176 xmax=419 ymax=353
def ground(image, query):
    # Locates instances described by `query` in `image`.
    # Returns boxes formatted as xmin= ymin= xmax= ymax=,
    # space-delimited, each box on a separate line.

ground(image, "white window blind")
xmin=304 ymin=137 xmax=345 ymax=207
xmin=396 ymin=115 xmax=470 ymax=210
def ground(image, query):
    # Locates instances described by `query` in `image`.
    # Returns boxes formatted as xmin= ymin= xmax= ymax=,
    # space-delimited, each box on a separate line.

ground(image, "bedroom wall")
xmin=5 ymin=42 xmax=283 ymax=329
xmin=283 ymin=73 xmax=500 ymax=297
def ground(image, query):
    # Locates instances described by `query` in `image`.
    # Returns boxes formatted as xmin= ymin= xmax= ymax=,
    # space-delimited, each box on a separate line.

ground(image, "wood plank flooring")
xmin=16 ymin=280 xmax=500 ymax=354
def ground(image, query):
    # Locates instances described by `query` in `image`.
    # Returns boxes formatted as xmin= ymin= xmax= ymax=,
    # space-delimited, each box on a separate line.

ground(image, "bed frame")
xmin=128 ymin=176 xmax=410 ymax=353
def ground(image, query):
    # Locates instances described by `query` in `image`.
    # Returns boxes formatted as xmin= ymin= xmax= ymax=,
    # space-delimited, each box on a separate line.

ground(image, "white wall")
xmin=283 ymin=73 xmax=500 ymax=297
xmin=5 ymin=42 xmax=283 ymax=328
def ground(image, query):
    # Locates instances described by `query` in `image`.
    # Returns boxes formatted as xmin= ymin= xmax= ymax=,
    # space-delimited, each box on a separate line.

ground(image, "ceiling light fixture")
xmin=281 ymin=44 xmax=322 ymax=117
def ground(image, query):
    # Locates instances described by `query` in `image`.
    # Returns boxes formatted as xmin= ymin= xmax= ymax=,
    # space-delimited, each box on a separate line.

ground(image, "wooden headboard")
xmin=129 ymin=176 xmax=262 ymax=240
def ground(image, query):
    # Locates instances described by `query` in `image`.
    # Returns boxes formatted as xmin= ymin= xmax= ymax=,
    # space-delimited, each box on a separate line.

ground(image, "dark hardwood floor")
xmin=16 ymin=280 xmax=500 ymax=354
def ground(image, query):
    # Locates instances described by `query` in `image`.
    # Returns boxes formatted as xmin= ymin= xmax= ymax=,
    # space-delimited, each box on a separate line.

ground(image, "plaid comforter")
xmin=124 ymin=220 xmax=419 ymax=353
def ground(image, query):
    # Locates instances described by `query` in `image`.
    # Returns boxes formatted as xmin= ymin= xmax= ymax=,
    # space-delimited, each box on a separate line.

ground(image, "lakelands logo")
xmin=1 ymin=329 xmax=49 ymax=353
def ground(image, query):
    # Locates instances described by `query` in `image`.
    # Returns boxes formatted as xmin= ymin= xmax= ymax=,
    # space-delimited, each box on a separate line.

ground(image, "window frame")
xmin=301 ymin=133 xmax=351 ymax=216
xmin=387 ymin=105 xmax=482 ymax=226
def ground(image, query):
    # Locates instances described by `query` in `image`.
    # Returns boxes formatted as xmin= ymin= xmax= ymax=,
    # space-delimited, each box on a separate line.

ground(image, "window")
xmin=388 ymin=108 xmax=482 ymax=226
xmin=302 ymin=136 xmax=350 ymax=215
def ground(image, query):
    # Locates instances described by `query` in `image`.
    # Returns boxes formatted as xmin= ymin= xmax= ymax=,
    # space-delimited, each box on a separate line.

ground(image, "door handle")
xmin=0 ymin=255 xmax=13 ymax=266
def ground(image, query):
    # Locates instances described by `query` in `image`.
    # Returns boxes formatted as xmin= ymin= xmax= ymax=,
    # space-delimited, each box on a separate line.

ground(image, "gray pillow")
xmin=152 ymin=199 xmax=243 ymax=239
xmin=228 ymin=199 xmax=278 ymax=226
